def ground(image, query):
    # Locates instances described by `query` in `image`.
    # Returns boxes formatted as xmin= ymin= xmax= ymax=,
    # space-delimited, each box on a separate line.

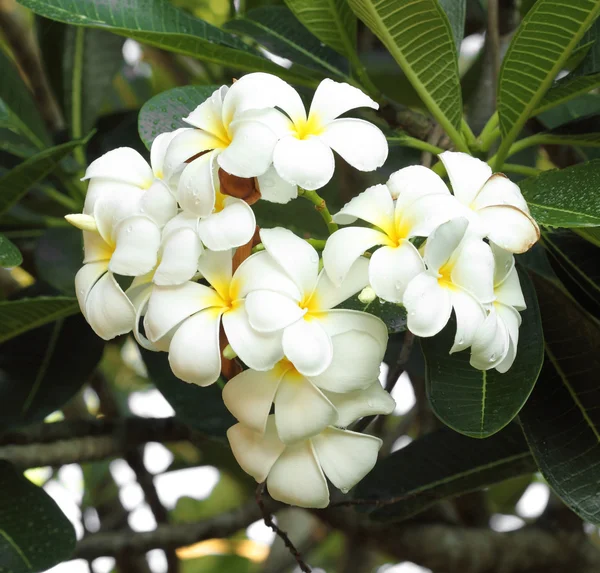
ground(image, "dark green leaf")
xmin=17 ymin=0 xmax=320 ymax=87
xmin=520 ymin=159 xmax=600 ymax=227
xmin=34 ymin=227 xmax=82 ymax=296
xmin=497 ymin=0 xmax=600 ymax=144
xmin=354 ymin=424 xmax=535 ymax=521
xmin=574 ymin=11 xmax=600 ymax=75
xmin=0 ymin=461 xmax=75 ymax=571
xmin=0 ymin=137 xmax=88 ymax=216
xmin=0 ymin=49 xmax=50 ymax=147
xmin=0 ymin=129 xmax=37 ymax=159
xmin=141 ymin=348 xmax=235 ymax=438
xmin=0 ymin=234 xmax=22 ymax=268
xmin=537 ymin=93 xmax=600 ymax=129
xmin=0 ymin=297 xmax=80 ymax=344
xmin=138 ymin=85 xmax=219 ymax=149
xmin=439 ymin=0 xmax=466 ymax=49
xmin=224 ymin=7 xmax=349 ymax=78
xmin=520 ymin=276 xmax=600 ymax=526
xmin=421 ymin=269 xmax=543 ymax=438
xmin=338 ymin=295 xmax=407 ymax=334
xmin=575 ymin=226 xmax=600 ymax=246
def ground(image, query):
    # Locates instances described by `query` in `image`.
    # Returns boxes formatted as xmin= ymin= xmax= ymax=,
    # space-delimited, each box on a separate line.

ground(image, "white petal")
xmin=184 ymin=86 xmax=228 ymax=141
xmin=163 ymin=129 xmax=222 ymax=180
xmin=472 ymin=173 xmax=529 ymax=212
xmin=399 ymin=193 xmax=467 ymax=238
xmin=245 ymin=290 xmax=305 ymax=333
xmin=309 ymin=79 xmax=378 ymax=123
xmin=325 ymin=382 xmax=396 ymax=428
xmin=232 ymin=251 xmax=301 ymax=300
xmin=495 ymin=266 xmax=526 ymax=310
xmin=218 ymin=117 xmax=278 ymax=178
xmin=197 ymin=249 xmax=233 ymax=299
xmin=322 ymin=227 xmax=387 ymax=287
xmin=75 ymin=260 xmax=108 ymax=318
xmin=222 ymin=302 xmax=285 ymax=370
xmin=85 ymin=271 xmax=136 ymax=340
xmin=90 ymin=185 xmax=145 ymax=243
xmin=150 ymin=128 xmax=188 ymax=179
xmin=168 ymin=308 xmax=223 ymax=386
xmin=491 ymin=241 xmax=515 ymax=287
xmin=450 ymin=237 xmax=495 ymax=303
xmin=319 ymin=118 xmax=387 ymax=172
xmin=141 ymin=181 xmax=178 ymax=227
xmin=83 ymin=147 xmax=153 ymax=188
xmin=154 ymin=228 xmax=203 ymax=286
xmin=256 ymin=166 xmax=298 ymax=204
xmin=109 ymin=216 xmax=161 ymax=276
xmin=403 ymin=272 xmax=452 ymax=337
xmin=145 ymin=282 xmax=221 ymax=342
xmin=177 ymin=153 xmax=216 ymax=217
xmin=275 ymin=373 xmax=337 ymax=444
xmin=423 ymin=217 xmax=469 ymax=274
xmin=450 ymin=288 xmax=487 ymax=353
xmin=387 ymin=165 xmax=450 ymax=205
xmin=470 ymin=306 xmax=510 ymax=370
xmin=273 ymin=136 xmax=335 ymax=190
xmin=478 ymin=205 xmax=540 ymax=254
xmin=127 ymin=282 xmax=157 ymax=352
xmin=197 ymin=198 xmax=256 ymax=251
xmin=312 ymin=427 xmax=381 ymax=492
xmin=312 ymin=257 xmax=369 ymax=310
xmin=282 ymin=317 xmax=333 ymax=377
xmin=309 ymin=330 xmax=384 ymax=393
xmin=83 ymin=179 xmax=141 ymax=218
xmin=318 ymin=309 xmax=388 ymax=353
xmin=267 ymin=441 xmax=329 ymax=508
xmin=332 ymin=184 xmax=395 ymax=233
xmin=223 ymin=368 xmax=282 ymax=434
xmin=260 ymin=227 xmax=319 ymax=296
xmin=227 ymin=418 xmax=285 ymax=483
xmin=82 ymin=230 xmax=112 ymax=264
xmin=438 ymin=151 xmax=492 ymax=206
xmin=368 ymin=242 xmax=425 ymax=303
xmin=495 ymin=303 xmax=522 ymax=373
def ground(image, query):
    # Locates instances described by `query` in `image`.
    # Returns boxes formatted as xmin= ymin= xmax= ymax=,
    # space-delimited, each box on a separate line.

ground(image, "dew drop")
xmin=394 ymin=280 xmax=403 ymax=290
xmin=340 ymin=487 xmax=349 ymax=494
xmin=126 ymin=225 xmax=133 ymax=233
xmin=489 ymin=354 xmax=496 ymax=362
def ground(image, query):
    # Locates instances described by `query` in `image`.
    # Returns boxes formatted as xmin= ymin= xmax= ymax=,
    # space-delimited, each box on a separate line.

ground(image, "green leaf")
xmin=439 ymin=0 xmax=466 ymax=50
xmin=574 ymin=11 xmax=600 ymax=75
xmin=0 ymin=234 xmax=22 ymax=268
xmin=224 ymin=6 xmax=349 ymax=79
xmin=283 ymin=0 xmax=356 ymax=58
xmin=0 ymin=50 xmax=50 ymax=148
xmin=534 ymin=132 xmax=600 ymax=147
xmin=0 ymin=311 xmax=104 ymax=429
xmin=181 ymin=555 xmax=258 ymax=573
xmin=533 ymin=74 xmax=600 ymax=116
xmin=354 ymin=424 xmax=535 ymax=521
xmin=346 ymin=0 xmax=465 ymax=150
xmin=520 ymin=276 xmax=600 ymax=526
xmin=138 ymin=85 xmax=219 ymax=150
xmin=17 ymin=0 xmax=319 ymax=87
xmin=537 ymin=93 xmax=600 ymax=129
xmin=0 ymin=461 xmax=75 ymax=571
xmin=338 ymin=295 xmax=407 ymax=334
xmin=0 ymin=129 xmax=37 ymax=159
xmin=34 ymin=228 xmax=82 ymax=296
xmin=421 ymin=269 xmax=543 ymax=438
xmin=0 ymin=137 xmax=87 ymax=216
xmin=0 ymin=297 xmax=80 ymax=344
xmin=520 ymin=159 xmax=600 ymax=227
xmin=575 ymin=226 xmax=600 ymax=246
xmin=497 ymin=0 xmax=600 ymax=152
xmin=140 ymin=348 xmax=235 ymax=438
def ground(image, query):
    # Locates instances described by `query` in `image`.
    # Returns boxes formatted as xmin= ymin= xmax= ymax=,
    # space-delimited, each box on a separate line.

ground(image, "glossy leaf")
xmin=354 ymin=424 xmax=535 ymax=521
xmin=338 ymin=295 xmax=407 ymax=334
xmin=574 ymin=11 xmax=600 ymax=75
xmin=140 ymin=348 xmax=235 ymax=438
xmin=284 ymin=0 xmax=356 ymax=58
xmin=0 ymin=297 xmax=80 ymax=344
xmin=497 ymin=0 xmax=600 ymax=144
xmin=17 ymin=0 xmax=319 ymax=86
xmin=138 ymin=85 xmax=219 ymax=149
xmin=533 ymin=74 xmax=600 ymax=116
xmin=0 ymin=234 xmax=22 ymax=268
xmin=576 ymin=226 xmax=600 ymax=246
xmin=347 ymin=0 xmax=464 ymax=147
xmin=224 ymin=6 xmax=349 ymax=78
xmin=0 ymin=461 xmax=75 ymax=571
xmin=520 ymin=276 xmax=600 ymax=525
xmin=439 ymin=0 xmax=466 ymax=50
xmin=0 ymin=137 xmax=88 ymax=216
xmin=537 ymin=93 xmax=600 ymax=129
xmin=520 ymin=159 xmax=600 ymax=226
xmin=421 ymin=270 xmax=543 ymax=438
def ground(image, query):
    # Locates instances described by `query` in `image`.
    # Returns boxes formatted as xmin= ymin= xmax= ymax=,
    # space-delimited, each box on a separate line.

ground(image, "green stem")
xmin=71 ymin=27 xmax=86 ymax=167
xmin=39 ymin=185 xmax=79 ymax=210
xmin=307 ymin=238 xmax=327 ymax=250
xmin=432 ymin=161 xmax=446 ymax=177
xmin=298 ymin=188 xmax=338 ymax=235
xmin=461 ymin=118 xmax=477 ymax=150
xmin=478 ymin=112 xmax=500 ymax=152
xmin=387 ymin=136 xmax=444 ymax=156
xmin=498 ymin=163 xmax=541 ymax=177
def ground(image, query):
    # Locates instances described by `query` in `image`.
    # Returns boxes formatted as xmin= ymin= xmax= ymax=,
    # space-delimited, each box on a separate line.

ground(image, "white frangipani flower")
xmin=323 ymin=167 xmax=464 ymax=303
xmin=403 ymin=217 xmax=494 ymax=352
xmin=470 ymin=244 xmax=527 ymax=373
xmin=222 ymin=330 xmax=392 ymax=444
xmin=228 ymin=416 xmax=382 ymax=508
xmin=438 ymin=151 xmax=540 ymax=253
xmin=244 ymin=227 xmax=388 ymax=377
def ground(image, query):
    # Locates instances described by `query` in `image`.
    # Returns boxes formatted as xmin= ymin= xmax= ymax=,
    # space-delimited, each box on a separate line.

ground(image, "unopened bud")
xmin=358 ymin=286 xmax=376 ymax=304
xmin=65 ymin=213 xmax=98 ymax=232
xmin=222 ymin=344 xmax=237 ymax=360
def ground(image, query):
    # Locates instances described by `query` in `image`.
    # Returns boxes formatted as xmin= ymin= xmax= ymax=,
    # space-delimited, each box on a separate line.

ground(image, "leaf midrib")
xmin=0 ymin=529 xmax=32 ymax=570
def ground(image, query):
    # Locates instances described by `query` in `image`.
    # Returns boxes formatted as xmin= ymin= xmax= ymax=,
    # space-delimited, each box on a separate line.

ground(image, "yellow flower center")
xmin=214 ymin=190 xmax=228 ymax=213
xmin=293 ymin=113 xmax=324 ymax=140
xmin=298 ymin=291 xmax=321 ymax=319
xmin=437 ymin=261 xmax=455 ymax=289
xmin=210 ymin=276 xmax=242 ymax=313
xmin=273 ymin=357 xmax=304 ymax=381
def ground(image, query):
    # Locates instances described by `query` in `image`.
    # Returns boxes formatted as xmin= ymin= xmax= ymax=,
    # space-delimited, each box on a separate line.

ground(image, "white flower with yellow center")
xmin=222 ymin=329 xmax=392 ymax=444
xmin=438 ymin=151 xmax=540 ymax=253
xmin=228 ymin=416 xmax=382 ymax=508
xmin=470 ymin=244 xmax=527 ymax=373
xmin=244 ymin=228 xmax=387 ymax=377
xmin=403 ymin=217 xmax=494 ymax=352
xmin=323 ymin=166 xmax=464 ymax=303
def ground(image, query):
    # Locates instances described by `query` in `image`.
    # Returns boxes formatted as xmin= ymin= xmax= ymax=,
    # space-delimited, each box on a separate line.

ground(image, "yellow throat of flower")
xmin=293 ymin=113 xmax=324 ymax=140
